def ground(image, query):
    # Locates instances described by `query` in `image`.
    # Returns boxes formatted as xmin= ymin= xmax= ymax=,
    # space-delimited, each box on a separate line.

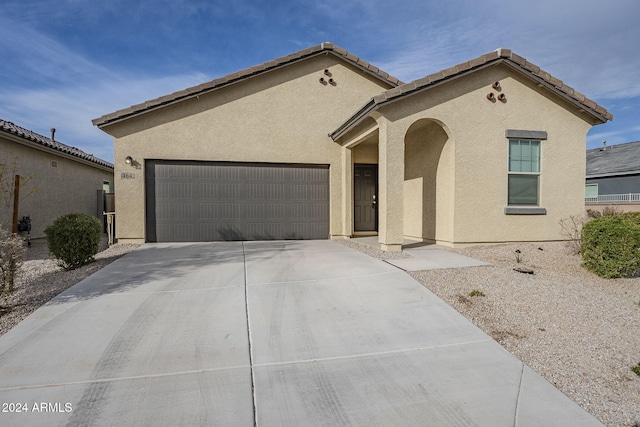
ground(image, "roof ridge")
xmin=587 ymin=140 xmax=640 ymax=152
xmin=379 ymin=48 xmax=613 ymax=120
xmin=0 ymin=119 xmax=113 ymax=169
xmin=93 ymin=43 xmax=402 ymax=127
xmin=330 ymin=48 xmax=612 ymax=140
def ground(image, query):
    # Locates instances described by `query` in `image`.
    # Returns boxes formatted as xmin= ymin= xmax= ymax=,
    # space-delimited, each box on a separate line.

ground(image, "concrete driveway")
xmin=0 ymin=240 xmax=601 ymax=426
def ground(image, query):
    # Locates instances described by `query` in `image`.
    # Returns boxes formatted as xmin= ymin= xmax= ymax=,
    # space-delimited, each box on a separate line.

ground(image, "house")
xmin=93 ymin=43 xmax=611 ymax=251
xmin=0 ymin=120 xmax=114 ymax=239
xmin=586 ymin=140 xmax=640 ymax=212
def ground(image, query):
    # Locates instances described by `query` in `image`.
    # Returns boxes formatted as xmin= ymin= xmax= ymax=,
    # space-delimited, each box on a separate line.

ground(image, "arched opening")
xmin=403 ymin=118 xmax=454 ymax=243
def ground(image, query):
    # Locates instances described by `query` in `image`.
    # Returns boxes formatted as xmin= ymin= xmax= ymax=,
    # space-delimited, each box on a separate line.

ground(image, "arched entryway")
xmin=403 ymin=118 xmax=454 ymax=244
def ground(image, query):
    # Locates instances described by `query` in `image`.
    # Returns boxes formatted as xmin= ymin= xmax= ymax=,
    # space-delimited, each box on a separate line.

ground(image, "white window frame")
xmin=504 ymin=130 xmax=547 ymax=215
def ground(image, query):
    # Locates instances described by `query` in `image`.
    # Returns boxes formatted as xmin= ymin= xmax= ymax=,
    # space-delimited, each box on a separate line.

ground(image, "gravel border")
xmin=342 ymin=239 xmax=640 ymax=427
xmin=0 ymin=238 xmax=139 ymax=336
xmin=2 ymin=238 xmax=638 ymax=425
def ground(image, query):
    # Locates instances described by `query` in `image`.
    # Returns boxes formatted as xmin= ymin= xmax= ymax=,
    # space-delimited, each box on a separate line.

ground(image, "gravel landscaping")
xmin=0 ymin=237 xmax=139 ymax=336
xmin=340 ymin=239 xmax=640 ymax=427
xmin=2 ymin=237 xmax=639 ymax=426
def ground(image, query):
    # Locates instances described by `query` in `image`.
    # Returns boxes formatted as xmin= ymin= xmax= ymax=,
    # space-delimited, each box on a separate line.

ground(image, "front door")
xmin=354 ymin=164 xmax=378 ymax=231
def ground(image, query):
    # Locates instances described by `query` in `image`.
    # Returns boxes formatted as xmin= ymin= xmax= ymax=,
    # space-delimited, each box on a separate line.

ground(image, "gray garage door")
xmin=145 ymin=161 xmax=330 ymax=242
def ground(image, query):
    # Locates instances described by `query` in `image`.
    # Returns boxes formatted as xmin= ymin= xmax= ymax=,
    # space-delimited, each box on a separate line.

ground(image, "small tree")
xmin=45 ymin=213 xmax=102 ymax=270
xmin=0 ymin=226 xmax=25 ymax=296
xmin=559 ymin=214 xmax=588 ymax=255
xmin=0 ymin=157 xmax=38 ymax=229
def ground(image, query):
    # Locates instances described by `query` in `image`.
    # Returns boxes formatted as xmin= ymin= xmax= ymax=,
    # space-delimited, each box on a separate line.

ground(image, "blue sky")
xmin=1 ymin=0 xmax=639 ymax=163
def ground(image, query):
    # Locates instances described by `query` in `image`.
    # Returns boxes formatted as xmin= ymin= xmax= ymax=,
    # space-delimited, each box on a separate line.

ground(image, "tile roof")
xmin=330 ymin=48 xmax=613 ymax=140
xmin=93 ymin=42 xmax=403 ymax=127
xmin=1 ymin=119 xmax=114 ymax=169
xmin=586 ymin=141 xmax=640 ymax=177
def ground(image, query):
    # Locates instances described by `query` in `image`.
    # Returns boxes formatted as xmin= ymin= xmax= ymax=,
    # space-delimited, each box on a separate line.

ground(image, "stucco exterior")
xmin=369 ymin=64 xmax=593 ymax=246
xmin=101 ymin=54 xmax=394 ymax=242
xmin=0 ymin=124 xmax=114 ymax=239
xmin=94 ymin=43 xmax=610 ymax=250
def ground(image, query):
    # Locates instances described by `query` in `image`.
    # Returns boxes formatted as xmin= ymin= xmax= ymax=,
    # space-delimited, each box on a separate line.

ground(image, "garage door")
xmin=145 ymin=161 xmax=330 ymax=242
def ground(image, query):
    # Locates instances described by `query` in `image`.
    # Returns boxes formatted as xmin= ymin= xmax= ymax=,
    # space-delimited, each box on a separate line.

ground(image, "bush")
xmin=45 ymin=213 xmax=102 ymax=270
xmin=586 ymin=206 xmax=624 ymax=218
xmin=0 ymin=227 xmax=25 ymax=296
xmin=581 ymin=214 xmax=640 ymax=278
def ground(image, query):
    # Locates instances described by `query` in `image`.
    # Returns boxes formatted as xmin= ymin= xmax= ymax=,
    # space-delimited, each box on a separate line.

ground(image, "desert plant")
xmin=44 ymin=213 xmax=102 ymax=270
xmin=514 ymin=249 xmax=523 ymax=263
xmin=469 ymin=289 xmax=485 ymax=297
xmin=559 ymin=214 xmax=588 ymax=254
xmin=0 ymin=226 xmax=25 ymax=296
xmin=587 ymin=206 xmax=624 ymax=219
xmin=581 ymin=214 xmax=640 ymax=278
xmin=632 ymin=362 xmax=640 ymax=377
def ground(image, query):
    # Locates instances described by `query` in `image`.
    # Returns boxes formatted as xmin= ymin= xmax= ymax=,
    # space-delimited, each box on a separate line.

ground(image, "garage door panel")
xmin=146 ymin=161 xmax=329 ymax=242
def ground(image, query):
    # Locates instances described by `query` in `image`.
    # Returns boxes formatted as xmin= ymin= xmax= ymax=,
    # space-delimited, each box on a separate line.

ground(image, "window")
xmin=508 ymin=139 xmax=540 ymax=205
xmin=585 ymin=184 xmax=598 ymax=199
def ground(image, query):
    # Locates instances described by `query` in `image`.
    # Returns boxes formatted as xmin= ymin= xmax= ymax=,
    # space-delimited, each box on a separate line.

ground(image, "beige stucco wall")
xmin=0 ymin=137 xmax=114 ymax=239
xmin=376 ymin=63 xmax=595 ymax=245
xmin=352 ymin=139 xmax=378 ymax=164
xmin=403 ymin=119 xmax=454 ymax=243
xmin=100 ymin=54 xmax=393 ymax=242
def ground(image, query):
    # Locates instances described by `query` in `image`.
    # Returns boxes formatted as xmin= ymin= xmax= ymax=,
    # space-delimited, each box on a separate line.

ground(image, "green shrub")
xmin=581 ymin=215 xmax=640 ymax=278
xmin=45 ymin=213 xmax=102 ymax=270
xmin=620 ymin=211 xmax=640 ymax=225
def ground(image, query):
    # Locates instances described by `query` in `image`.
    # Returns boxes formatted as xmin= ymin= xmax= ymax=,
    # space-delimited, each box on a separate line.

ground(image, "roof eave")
xmin=330 ymin=55 xmax=612 ymax=140
xmin=93 ymin=43 xmax=402 ymax=129
xmin=499 ymin=60 xmax=610 ymax=125
xmin=330 ymin=60 xmax=500 ymax=141
xmin=1 ymin=130 xmax=114 ymax=171
xmin=587 ymin=170 xmax=640 ymax=179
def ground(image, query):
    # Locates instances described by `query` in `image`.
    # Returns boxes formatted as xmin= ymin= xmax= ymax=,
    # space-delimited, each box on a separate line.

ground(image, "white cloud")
xmin=359 ymin=0 xmax=640 ymax=100
xmin=1 ymin=73 xmax=209 ymax=162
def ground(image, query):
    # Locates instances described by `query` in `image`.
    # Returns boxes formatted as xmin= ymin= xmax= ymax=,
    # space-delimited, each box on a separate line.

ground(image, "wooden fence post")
xmin=11 ymin=174 xmax=20 ymax=234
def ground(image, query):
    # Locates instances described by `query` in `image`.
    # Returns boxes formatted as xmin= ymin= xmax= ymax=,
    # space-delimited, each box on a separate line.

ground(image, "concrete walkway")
xmin=0 ymin=241 xmax=601 ymax=426
xmin=352 ymin=235 xmax=492 ymax=271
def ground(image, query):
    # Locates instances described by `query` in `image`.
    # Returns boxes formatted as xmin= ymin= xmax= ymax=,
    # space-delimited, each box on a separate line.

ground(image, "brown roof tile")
xmin=1 ymin=119 xmax=113 ymax=169
xmin=510 ymin=52 xmax=526 ymax=66
xmin=573 ymin=91 xmax=586 ymax=102
xmin=442 ymin=65 xmax=459 ymax=78
xmin=548 ymin=75 xmax=563 ymax=88
xmin=330 ymin=48 xmax=613 ymax=140
xmin=93 ymin=43 xmax=402 ymax=127
xmin=522 ymin=61 xmax=540 ymax=74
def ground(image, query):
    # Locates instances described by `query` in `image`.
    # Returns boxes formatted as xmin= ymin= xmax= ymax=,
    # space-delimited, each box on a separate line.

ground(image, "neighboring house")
xmin=0 ymin=120 xmax=114 ymax=239
xmin=586 ymin=141 xmax=640 ymax=212
xmin=93 ymin=43 xmax=611 ymax=251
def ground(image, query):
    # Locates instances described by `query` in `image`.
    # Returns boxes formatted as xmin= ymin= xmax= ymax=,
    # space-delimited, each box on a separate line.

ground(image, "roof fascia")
xmin=95 ymin=47 xmax=401 ymax=129
xmin=331 ymin=58 xmax=610 ymax=141
xmin=586 ymin=170 xmax=640 ymax=179
xmin=331 ymin=61 xmax=499 ymax=141
xmin=1 ymin=133 xmax=114 ymax=172
xmin=499 ymin=60 xmax=610 ymax=124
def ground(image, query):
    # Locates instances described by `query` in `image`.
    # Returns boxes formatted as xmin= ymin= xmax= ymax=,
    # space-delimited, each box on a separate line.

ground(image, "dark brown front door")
xmin=354 ymin=164 xmax=378 ymax=231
